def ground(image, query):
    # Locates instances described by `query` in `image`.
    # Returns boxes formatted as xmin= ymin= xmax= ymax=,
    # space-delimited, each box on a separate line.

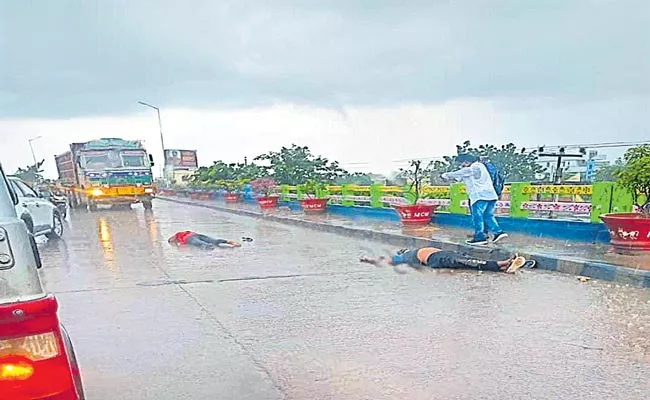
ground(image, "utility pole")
xmin=538 ymin=147 xmax=586 ymax=183
xmin=27 ymin=136 xmax=42 ymax=165
xmin=138 ymin=101 xmax=166 ymax=179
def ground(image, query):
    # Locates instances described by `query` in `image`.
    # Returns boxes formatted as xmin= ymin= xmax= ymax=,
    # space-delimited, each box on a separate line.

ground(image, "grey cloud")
xmin=0 ymin=0 xmax=648 ymax=118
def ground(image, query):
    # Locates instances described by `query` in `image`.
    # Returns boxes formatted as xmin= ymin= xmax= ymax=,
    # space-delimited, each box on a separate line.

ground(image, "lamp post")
xmin=27 ymin=136 xmax=42 ymax=165
xmin=138 ymin=101 xmax=166 ymax=179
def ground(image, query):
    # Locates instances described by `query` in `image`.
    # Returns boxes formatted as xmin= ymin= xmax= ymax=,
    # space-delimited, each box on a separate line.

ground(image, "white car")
xmin=7 ymin=176 xmax=63 ymax=239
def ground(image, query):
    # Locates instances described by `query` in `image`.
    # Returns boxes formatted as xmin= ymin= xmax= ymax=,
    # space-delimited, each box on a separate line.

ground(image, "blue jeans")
xmin=186 ymin=234 xmax=227 ymax=249
xmin=470 ymin=200 xmax=503 ymax=241
xmin=469 ymin=200 xmax=488 ymax=236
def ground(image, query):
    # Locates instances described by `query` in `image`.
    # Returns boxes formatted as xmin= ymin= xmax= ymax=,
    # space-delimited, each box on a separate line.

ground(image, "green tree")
xmin=594 ymin=158 xmax=623 ymax=182
xmin=397 ymin=160 xmax=432 ymax=204
xmin=299 ymin=179 xmax=328 ymax=198
xmin=614 ymin=144 xmax=650 ymax=216
xmin=254 ymin=144 xmax=348 ymax=185
xmin=188 ymin=161 xmax=236 ymax=185
xmin=429 ymin=160 xmax=454 ymax=185
xmin=429 ymin=141 xmax=545 ymax=182
xmin=189 ymin=161 xmax=268 ymax=185
xmin=14 ymin=160 xmax=45 ymax=184
xmin=334 ymin=172 xmax=374 ymax=185
xmin=233 ymin=162 xmax=268 ymax=180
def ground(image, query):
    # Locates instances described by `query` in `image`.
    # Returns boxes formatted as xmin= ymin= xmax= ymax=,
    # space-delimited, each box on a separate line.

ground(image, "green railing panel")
xmin=590 ymin=182 xmax=613 ymax=222
xmin=341 ymin=184 xmax=354 ymax=206
xmin=509 ymin=182 xmax=531 ymax=218
xmin=611 ymin=183 xmax=635 ymax=214
xmin=280 ymin=185 xmax=290 ymax=202
xmin=448 ymin=183 xmax=468 ymax=214
xmin=369 ymin=184 xmax=383 ymax=208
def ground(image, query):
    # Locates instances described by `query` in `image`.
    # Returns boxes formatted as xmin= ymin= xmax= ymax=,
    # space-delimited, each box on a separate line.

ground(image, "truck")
xmin=55 ymin=138 xmax=156 ymax=211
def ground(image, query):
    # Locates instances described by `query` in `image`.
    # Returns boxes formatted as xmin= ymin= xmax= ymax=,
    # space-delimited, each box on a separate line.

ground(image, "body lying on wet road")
xmin=168 ymin=231 xmax=242 ymax=250
xmin=361 ymin=247 xmax=535 ymax=273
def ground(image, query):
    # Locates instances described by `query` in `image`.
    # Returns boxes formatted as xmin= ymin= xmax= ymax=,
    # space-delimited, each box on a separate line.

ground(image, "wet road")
xmin=39 ymin=200 xmax=650 ymax=399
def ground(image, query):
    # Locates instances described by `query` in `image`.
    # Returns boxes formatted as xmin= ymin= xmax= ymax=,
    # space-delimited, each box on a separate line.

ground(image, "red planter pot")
xmin=224 ymin=193 xmax=239 ymax=203
xmin=300 ymin=198 xmax=329 ymax=213
xmin=394 ymin=204 xmax=436 ymax=226
xmin=189 ymin=192 xmax=200 ymax=199
xmin=600 ymin=213 xmax=650 ymax=254
xmin=256 ymin=196 xmax=279 ymax=209
xmin=198 ymin=193 xmax=211 ymax=200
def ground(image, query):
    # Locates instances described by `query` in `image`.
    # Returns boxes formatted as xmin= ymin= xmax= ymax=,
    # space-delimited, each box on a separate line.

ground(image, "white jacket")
xmin=442 ymin=162 xmax=498 ymax=203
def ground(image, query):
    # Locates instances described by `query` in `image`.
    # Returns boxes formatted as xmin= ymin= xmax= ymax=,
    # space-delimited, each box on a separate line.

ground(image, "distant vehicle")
xmin=0 ymin=163 xmax=85 ymax=399
xmin=49 ymin=192 xmax=69 ymax=219
xmin=37 ymin=185 xmax=69 ymax=219
xmin=7 ymin=176 xmax=63 ymax=239
xmin=55 ymin=138 xmax=156 ymax=211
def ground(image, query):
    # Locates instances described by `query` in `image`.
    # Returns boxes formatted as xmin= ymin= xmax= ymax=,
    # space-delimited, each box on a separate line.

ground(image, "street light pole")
xmin=138 ymin=101 xmax=166 ymax=179
xmin=27 ymin=136 xmax=42 ymax=165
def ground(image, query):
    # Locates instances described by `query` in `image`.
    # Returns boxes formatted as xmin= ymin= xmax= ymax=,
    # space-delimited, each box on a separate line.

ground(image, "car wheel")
xmin=46 ymin=212 xmax=63 ymax=239
xmin=61 ymin=325 xmax=86 ymax=400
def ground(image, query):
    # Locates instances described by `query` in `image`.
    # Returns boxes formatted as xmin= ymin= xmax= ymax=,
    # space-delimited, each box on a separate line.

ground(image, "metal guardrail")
xmin=176 ymin=181 xmax=633 ymax=223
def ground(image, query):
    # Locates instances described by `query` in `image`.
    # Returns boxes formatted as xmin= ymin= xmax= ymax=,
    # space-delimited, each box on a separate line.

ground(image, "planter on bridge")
xmin=218 ymin=180 xmax=244 ymax=204
xmin=394 ymin=204 xmax=436 ymax=226
xmin=224 ymin=193 xmax=240 ymax=203
xmin=251 ymin=178 xmax=278 ymax=210
xmin=393 ymin=160 xmax=436 ymax=226
xmin=300 ymin=198 xmax=329 ymax=213
xmin=256 ymin=196 xmax=279 ymax=209
xmin=198 ymin=192 xmax=212 ymax=200
xmin=598 ymin=144 xmax=650 ymax=254
xmin=298 ymin=180 xmax=329 ymax=213
xmin=600 ymin=213 xmax=650 ymax=254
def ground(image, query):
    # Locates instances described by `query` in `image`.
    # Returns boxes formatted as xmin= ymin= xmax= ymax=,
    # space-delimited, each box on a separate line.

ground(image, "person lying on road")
xmin=168 ymin=231 xmax=241 ymax=250
xmin=360 ymin=247 xmax=534 ymax=273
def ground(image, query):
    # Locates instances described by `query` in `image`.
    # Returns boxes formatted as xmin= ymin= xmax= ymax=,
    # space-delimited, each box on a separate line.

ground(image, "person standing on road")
xmin=168 ymin=231 xmax=241 ymax=250
xmin=360 ymin=247 xmax=532 ymax=273
xmin=442 ymin=154 xmax=507 ymax=245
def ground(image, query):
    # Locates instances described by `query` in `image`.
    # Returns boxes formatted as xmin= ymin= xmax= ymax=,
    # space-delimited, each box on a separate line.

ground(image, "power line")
xmin=336 ymin=139 xmax=649 ymax=169
xmin=533 ymin=140 xmax=650 ymax=151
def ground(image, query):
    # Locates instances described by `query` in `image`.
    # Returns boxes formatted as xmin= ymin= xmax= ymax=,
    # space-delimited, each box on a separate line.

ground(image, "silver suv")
xmin=7 ymin=176 xmax=63 ymax=239
xmin=0 ymin=163 xmax=84 ymax=399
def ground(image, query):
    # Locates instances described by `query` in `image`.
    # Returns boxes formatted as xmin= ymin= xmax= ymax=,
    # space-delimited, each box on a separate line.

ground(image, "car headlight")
xmin=91 ymin=189 xmax=103 ymax=196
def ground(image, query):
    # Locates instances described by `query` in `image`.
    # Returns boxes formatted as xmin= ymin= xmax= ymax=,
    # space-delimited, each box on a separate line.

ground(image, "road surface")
xmin=38 ymin=200 xmax=650 ymax=399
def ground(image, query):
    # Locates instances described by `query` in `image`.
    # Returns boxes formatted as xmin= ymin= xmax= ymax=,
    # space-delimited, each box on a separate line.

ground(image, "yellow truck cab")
xmin=55 ymin=138 xmax=156 ymax=211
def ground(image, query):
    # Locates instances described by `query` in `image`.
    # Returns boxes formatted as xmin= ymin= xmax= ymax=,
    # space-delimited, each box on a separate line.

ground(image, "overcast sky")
xmin=1 ymin=0 xmax=648 ymax=177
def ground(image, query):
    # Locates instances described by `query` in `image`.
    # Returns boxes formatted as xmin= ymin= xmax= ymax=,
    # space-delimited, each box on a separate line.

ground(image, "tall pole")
xmin=138 ymin=101 xmax=165 ymax=179
xmin=155 ymin=107 xmax=165 ymax=153
xmin=28 ymin=136 xmax=42 ymax=165
xmin=539 ymin=150 xmax=584 ymax=183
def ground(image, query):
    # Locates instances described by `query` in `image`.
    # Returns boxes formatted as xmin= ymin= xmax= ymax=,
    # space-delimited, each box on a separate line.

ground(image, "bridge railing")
xmin=274 ymin=182 xmax=634 ymax=223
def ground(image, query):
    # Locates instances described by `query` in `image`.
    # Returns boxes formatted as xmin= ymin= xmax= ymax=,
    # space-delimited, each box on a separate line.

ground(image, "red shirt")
xmin=173 ymin=231 xmax=196 ymax=244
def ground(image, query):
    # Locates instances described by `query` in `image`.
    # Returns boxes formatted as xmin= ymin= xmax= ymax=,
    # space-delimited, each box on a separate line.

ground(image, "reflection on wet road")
xmin=39 ymin=200 xmax=650 ymax=399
